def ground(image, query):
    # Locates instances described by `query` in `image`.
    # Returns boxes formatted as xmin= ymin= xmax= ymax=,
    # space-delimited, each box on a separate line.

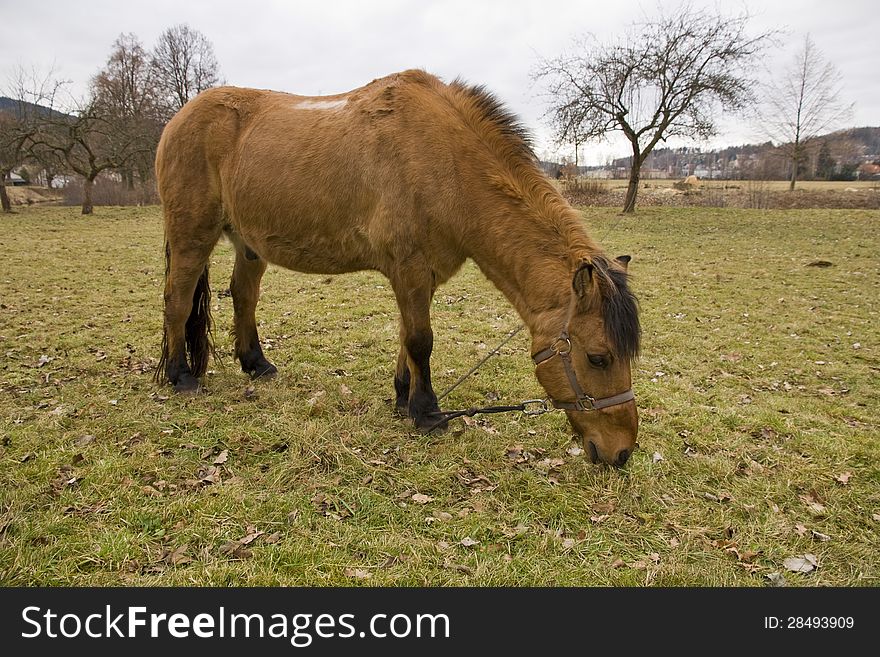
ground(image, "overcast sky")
xmin=3 ymin=0 xmax=877 ymax=165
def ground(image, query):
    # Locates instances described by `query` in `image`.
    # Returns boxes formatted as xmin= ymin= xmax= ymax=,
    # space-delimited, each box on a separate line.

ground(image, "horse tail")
xmin=155 ymin=240 xmax=171 ymax=383
xmin=185 ymin=263 xmax=214 ymax=378
xmin=154 ymin=240 xmax=215 ymax=382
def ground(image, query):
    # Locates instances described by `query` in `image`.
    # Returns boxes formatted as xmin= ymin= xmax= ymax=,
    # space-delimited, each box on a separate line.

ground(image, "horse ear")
xmin=572 ymin=261 xmax=594 ymax=297
xmin=615 ymin=255 xmax=631 ymax=271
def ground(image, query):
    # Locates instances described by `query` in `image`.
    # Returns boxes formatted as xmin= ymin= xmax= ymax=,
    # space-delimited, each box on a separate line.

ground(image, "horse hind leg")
xmin=158 ymin=225 xmax=222 ymax=393
xmin=229 ymin=244 xmax=277 ymax=379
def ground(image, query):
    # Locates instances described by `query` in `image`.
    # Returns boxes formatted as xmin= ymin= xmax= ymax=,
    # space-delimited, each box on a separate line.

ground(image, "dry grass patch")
xmin=0 ymin=205 xmax=878 ymax=586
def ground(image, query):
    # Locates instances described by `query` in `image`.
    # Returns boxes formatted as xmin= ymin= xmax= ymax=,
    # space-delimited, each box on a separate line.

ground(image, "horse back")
xmin=155 ymin=71 xmax=473 ymax=278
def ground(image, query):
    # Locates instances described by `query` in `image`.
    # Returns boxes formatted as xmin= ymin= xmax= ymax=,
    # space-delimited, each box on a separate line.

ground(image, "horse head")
xmin=532 ymin=254 xmax=640 ymax=467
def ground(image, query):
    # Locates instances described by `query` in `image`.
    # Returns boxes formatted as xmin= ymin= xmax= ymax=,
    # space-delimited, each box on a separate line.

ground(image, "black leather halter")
xmin=531 ymin=330 xmax=635 ymax=412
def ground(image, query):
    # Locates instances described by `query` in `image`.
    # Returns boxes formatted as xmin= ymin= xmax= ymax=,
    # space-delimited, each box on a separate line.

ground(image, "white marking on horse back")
xmin=295 ymin=99 xmax=347 ymax=111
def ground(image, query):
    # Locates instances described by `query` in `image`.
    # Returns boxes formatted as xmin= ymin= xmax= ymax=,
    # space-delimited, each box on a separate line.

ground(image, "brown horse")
xmin=155 ymin=69 xmax=640 ymax=466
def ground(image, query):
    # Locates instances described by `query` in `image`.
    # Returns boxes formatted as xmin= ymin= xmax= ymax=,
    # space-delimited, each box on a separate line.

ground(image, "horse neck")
xmin=462 ymin=184 xmax=600 ymax=342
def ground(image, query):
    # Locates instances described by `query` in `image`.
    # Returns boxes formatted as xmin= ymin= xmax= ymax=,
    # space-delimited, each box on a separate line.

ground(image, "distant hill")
xmin=605 ymin=127 xmax=880 ymax=180
xmin=0 ymin=96 xmax=72 ymax=121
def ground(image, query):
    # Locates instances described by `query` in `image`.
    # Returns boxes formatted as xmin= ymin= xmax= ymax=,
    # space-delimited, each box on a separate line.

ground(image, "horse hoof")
xmin=414 ymin=414 xmax=448 ymax=434
xmin=248 ymin=362 xmax=278 ymax=380
xmin=173 ymin=375 xmax=201 ymax=394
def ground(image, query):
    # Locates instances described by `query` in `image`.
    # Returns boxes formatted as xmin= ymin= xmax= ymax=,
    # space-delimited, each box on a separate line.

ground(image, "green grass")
xmin=1 ymin=204 xmax=878 ymax=586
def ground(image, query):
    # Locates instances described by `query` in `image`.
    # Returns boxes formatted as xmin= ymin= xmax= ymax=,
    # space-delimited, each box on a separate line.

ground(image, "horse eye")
xmin=587 ymin=354 xmax=609 ymax=368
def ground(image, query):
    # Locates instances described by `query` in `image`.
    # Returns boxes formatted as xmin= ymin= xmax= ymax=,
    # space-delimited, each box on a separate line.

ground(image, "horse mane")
xmin=585 ymin=255 xmax=641 ymax=362
xmin=447 ymin=78 xmax=536 ymax=162
xmin=443 ymin=79 xmax=595 ymax=249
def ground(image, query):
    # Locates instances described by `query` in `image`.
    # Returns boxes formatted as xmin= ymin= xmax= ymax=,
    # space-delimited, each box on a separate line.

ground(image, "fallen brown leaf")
xmin=501 ymin=524 xmax=529 ymax=538
xmin=753 ymin=427 xmax=778 ymax=441
xmin=141 ymin=485 xmax=162 ymax=497
xmin=799 ymin=493 xmax=827 ymax=516
xmin=239 ymin=527 xmax=264 ymax=545
xmin=766 ymin=572 xmax=787 ymax=587
xmin=163 ymin=544 xmax=192 ymax=566
xmin=592 ymin=501 xmax=616 ymax=515
xmin=783 ymin=554 xmax=819 ymax=573
xmin=344 ymin=567 xmax=371 ymax=580
xmin=442 ymin=560 xmax=474 ymax=575
xmin=198 ymin=465 xmax=222 ymax=486
xmin=219 ymin=541 xmax=252 ymax=559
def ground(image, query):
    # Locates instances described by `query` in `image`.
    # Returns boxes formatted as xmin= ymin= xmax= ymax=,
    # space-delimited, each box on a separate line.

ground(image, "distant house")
xmin=5 ymin=172 xmax=27 ymax=186
xmin=858 ymin=162 xmax=880 ymax=180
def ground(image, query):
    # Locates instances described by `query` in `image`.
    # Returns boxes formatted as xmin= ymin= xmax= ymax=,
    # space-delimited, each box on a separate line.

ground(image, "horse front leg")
xmin=393 ymin=341 xmax=411 ymax=417
xmin=230 ymin=249 xmax=277 ymax=379
xmin=390 ymin=267 xmax=445 ymax=432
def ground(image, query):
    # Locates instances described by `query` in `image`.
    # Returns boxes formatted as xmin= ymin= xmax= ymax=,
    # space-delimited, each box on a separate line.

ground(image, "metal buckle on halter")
xmin=573 ymin=395 xmax=597 ymax=412
xmin=521 ymin=399 xmax=550 ymax=416
xmin=551 ymin=335 xmax=572 ymax=356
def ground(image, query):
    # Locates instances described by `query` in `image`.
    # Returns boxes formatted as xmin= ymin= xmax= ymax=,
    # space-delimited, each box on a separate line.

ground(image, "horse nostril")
xmin=587 ymin=441 xmax=599 ymax=464
xmin=614 ymin=449 xmax=630 ymax=467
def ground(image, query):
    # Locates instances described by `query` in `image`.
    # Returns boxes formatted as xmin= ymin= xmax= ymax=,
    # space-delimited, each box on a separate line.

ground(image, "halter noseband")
xmin=531 ymin=330 xmax=635 ymax=412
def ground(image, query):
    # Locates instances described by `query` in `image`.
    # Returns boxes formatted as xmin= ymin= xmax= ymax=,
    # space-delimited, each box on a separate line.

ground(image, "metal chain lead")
xmin=436 ymin=324 xmax=525 ymax=402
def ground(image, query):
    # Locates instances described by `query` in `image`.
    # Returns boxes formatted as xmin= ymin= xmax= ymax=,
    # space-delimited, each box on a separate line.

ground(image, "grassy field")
xmin=1 ymin=204 xmax=877 ymax=586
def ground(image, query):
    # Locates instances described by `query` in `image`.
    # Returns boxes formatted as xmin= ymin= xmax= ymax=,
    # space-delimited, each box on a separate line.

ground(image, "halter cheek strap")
xmin=531 ymin=331 xmax=635 ymax=412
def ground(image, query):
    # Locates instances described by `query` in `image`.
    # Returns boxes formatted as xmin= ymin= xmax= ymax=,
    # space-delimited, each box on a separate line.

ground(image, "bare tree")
xmin=0 ymin=66 xmax=68 ymax=212
xmin=91 ymin=33 xmax=164 ymax=190
xmin=757 ymin=34 xmax=853 ymax=190
xmin=24 ymin=34 xmax=163 ymax=214
xmin=533 ymin=4 xmax=773 ymax=212
xmin=151 ymin=24 xmax=221 ymax=117
xmin=0 ymin=113 xmax=19 ymax=212
xmin=26 ymin=102 xmax=143 ymax=214
xmin=26 ymin=38 xmax=160 ymax=215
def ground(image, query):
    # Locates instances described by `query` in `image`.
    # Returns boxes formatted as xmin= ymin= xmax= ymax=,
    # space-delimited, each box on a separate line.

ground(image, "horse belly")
xmin=236 ymin=218 xmax=373 ymax=275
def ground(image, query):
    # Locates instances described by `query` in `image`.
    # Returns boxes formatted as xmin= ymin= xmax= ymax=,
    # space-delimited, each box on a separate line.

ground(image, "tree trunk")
xmin=789 ymin=139 xmax=801 ymax=191
xmin=0 ymin=168 xmax=11 ymax=212
xmin=82 ymin=176 xmax=94 ymax=215
xmin=0 ymin=180 xmax=11 ymax=213
xmin=622 ymin=158 xmax=641 ymax=214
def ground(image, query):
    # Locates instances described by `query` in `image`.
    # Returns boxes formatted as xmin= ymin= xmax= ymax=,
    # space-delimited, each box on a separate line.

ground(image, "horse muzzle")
xmin=585 ymin=438 xmax=636 ymax=467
